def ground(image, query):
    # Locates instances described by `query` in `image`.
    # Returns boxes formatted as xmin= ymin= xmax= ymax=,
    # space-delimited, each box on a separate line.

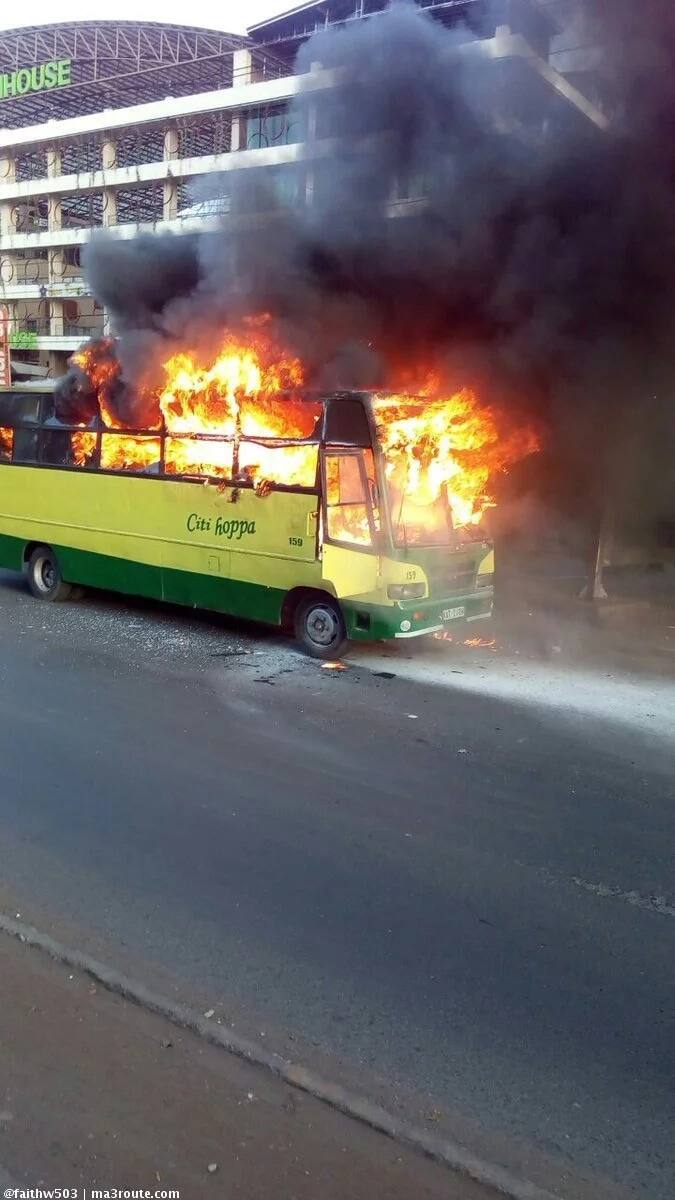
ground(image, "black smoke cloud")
xmin=57 ymin=0 xmax=675 ymax=525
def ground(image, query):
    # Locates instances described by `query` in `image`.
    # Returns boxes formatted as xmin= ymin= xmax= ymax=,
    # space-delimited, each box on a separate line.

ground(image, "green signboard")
xmin=0 ymin=58 xmax=71 ymax=101
xmin=9 ymin=331 xmax=38 ymax=350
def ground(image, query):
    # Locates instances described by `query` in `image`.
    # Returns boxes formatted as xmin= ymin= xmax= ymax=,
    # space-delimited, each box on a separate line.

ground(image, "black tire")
xmin=26 ymin=546 xmax=72 ymax=602
xmin=294 ymin=594 xmax=348 ymax=659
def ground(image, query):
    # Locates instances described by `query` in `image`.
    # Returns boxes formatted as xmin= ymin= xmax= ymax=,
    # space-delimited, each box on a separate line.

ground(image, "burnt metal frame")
xmin=0 ymin=430 xmax=323 ymax=498
xmin=0 ymin=389 xmax=394 ymax=507
xmin=0 ymin=400 xmax=326 ymax=496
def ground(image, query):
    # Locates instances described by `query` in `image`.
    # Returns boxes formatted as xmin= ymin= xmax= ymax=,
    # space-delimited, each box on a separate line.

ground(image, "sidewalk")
xmin=0 ymin=932 xmax=493 ymax=1200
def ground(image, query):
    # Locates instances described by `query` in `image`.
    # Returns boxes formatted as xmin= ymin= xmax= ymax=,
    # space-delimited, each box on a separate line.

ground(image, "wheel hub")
xmin=33 ymin=555 xmax=55 ymax=593
xmin=306 ymin=606 xmax=338 ymax=647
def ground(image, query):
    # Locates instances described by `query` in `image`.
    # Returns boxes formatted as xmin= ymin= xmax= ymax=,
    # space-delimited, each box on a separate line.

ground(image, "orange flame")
xmin=0 ymin=426 xmax=13 ymax=459
xmin=101 ymin=434 xmax=161 ymax=473
xmin=373 ymin=386 xmax=538 ymax=531
xmin=158 ymin=332 xmax=317 ymax=485
xmin=68 ymin=330 xmax=538 ymax=516
xmin=71 ymin=337 xmax=129 ymax=430
xmin=71 ymin=325 xmax=321 ymax=486
xmin=71 ymin=430 xmax=97 ymax=466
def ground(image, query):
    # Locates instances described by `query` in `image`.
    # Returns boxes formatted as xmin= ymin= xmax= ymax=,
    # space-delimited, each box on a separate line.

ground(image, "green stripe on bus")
xmin=57 ymin=545 xmax=286 ymax=625
xmin=0 ymin=536 xmax=287 ymax=626
xmin=0 ymin=532 xmax=25 ymax=572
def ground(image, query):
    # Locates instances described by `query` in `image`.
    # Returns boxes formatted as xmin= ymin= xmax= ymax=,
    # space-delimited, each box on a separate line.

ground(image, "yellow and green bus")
xmin=0 ymin=385 xmax=494 ymax=657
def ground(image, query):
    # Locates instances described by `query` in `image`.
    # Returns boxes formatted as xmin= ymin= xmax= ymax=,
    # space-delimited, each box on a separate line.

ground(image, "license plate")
xmin=441 ymin=606 xmax=466 ymax=622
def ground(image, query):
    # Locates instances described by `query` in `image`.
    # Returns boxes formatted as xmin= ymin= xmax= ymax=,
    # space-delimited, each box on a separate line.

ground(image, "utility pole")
xmin=580 ymin=503 xmax=614 ymax=600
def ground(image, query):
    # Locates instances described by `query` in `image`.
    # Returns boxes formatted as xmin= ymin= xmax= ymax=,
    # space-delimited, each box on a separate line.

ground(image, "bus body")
xmin=0 ymin=386 xmax=494 ymax=656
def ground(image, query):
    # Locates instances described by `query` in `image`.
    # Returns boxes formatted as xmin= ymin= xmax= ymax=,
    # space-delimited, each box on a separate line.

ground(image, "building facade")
xmin=0 ymin=4 xmax=603 ymax=381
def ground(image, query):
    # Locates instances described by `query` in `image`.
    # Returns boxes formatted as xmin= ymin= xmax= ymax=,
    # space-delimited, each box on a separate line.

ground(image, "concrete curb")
xmin=0 ymin=912 xmax=562 ymax=1200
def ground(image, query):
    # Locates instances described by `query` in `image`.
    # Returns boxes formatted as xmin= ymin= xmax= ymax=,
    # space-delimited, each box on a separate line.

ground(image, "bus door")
xmin=321 ymin=446 xmax=380 ymax=598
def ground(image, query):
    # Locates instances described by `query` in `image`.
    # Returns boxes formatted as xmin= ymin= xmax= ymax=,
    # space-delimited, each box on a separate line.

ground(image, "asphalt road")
xmin=0 ymin=569 xmax=673 ymax=1199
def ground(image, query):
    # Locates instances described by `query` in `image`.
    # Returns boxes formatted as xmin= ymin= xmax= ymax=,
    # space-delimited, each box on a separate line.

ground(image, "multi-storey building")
xmin=0 ymin=3 xmax=603 ymax=382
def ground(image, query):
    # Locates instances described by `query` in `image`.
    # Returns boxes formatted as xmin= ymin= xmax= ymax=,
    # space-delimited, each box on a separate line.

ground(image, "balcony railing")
xmin=9 ymin=323 xmax=102 ymax=347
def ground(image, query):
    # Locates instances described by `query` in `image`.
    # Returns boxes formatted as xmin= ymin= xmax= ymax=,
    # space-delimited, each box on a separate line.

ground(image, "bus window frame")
xmin=0 ymin=421 xmax=323 ymax=497
xmin=321 ymin=445 xmax=381 ymax=552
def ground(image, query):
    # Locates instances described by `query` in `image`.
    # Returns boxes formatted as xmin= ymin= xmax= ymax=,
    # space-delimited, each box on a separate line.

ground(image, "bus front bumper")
xmin=343 ymin=589 xmax=494 ymax=641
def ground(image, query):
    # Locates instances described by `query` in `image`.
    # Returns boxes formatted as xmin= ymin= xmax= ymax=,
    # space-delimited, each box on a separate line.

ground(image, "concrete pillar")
xmin=48 ymin=248 xmax=67 ymax=285
xmin=47 ymin=196 xmax=60 ymax=233
xmin=101 ymin=136 xmax=116 ymax=169
xmin=46 ymin=147 xmax=62 ymax=178
xmin=48 ymin=246 xmax=68 ymax=337
xmin=580 ymin=507 xmax=614 ymax=601
xmin=164 ymin=125 xmax=179 ymax=159
xmin=233 ymin=48 xmax=253 ymax=86
xmin=163 ymin=124 xmax=179 ymax=221
xmin=303 ymin=62 xmax=324 ymax=208
xmin=231 ymin=110 xmax=245 ymax=152
xmin=101 ymin=137 xmax=117 ymax=226
xmin=0 ymin=151 xmax=16 ymax=185
xmin=0 ymin=154 xmax=20 ymax=312
xmin=304 ymin=67 xmax=321 ymax=208
xmin=48 ymin=193 xmax=62 ymax=233
xmin=0 ymin=152 xmax=18 ymax=239
xmin=0 ymin=254 xmax=15 ymax=285
xmin=49 ymin=298 xmax=65 ymax=337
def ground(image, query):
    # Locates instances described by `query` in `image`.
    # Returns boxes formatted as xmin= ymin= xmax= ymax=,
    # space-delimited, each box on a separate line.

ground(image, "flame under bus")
xmin=0 ymin=387 xmax=494 ymax=655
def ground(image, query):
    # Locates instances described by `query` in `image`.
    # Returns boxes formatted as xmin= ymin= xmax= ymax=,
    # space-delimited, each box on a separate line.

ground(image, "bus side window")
xmin=12 ymin=428 xmax=39 ymax=463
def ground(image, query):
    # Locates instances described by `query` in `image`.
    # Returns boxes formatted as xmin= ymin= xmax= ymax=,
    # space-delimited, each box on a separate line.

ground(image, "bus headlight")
xmin=388 ymin=583 xmax=426 ymax=600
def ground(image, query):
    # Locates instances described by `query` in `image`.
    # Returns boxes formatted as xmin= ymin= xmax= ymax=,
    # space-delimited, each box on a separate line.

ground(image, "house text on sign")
xmin=0 ymin=59 xmax=71 ymax=101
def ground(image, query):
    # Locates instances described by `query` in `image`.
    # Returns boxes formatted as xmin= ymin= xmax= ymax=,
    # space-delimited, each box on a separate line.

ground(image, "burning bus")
xmin=0 ymin=335 xmax=536 ymax=657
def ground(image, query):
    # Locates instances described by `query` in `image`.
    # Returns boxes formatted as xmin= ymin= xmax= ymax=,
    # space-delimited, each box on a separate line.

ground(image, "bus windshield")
xmin=370 ymin=396 xmax=454 ymax=547
xmin=387 ymin=480 xmax=453 ymax=547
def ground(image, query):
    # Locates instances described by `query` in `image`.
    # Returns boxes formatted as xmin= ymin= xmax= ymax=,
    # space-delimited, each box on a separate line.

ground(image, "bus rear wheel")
xmin=27 ymin=546 xmax=72 ymax=602
xmin=294 ymin=594 xmax=348 ymax=660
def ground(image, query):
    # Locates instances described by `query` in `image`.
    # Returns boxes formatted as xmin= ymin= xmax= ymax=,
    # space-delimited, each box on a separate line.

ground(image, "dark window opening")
xmin=40 ymin=429 xmax=97 ymax=469
xmin=12 ymin=428 xmax=39 ymax=463
xmin=324 ymin=398 xmax=372 ymax=446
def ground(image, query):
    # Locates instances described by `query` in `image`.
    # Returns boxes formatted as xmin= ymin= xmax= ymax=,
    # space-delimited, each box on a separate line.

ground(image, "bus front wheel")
xmin=294 ymin=594 xmax=348 ymax=660
xmin=27 ymin=546 xmax=72 ymax=602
